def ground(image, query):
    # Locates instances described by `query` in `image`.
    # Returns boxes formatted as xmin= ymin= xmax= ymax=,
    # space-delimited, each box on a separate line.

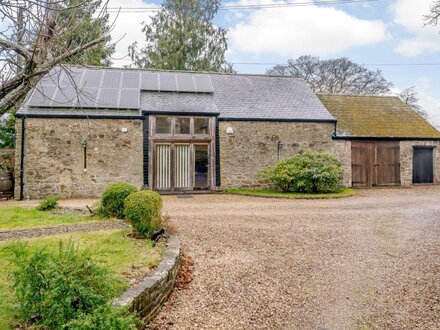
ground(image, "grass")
xmin=0 ymin=229 xmax=163 ymax=329
xmin=0 ymin=206 xmax=97 ymax=230
xmin=225 ymin=187 xmax=355 ymax=199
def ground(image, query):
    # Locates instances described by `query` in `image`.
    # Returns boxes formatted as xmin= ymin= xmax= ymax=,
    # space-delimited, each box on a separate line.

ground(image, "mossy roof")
xmin=318 ymin=94 xmax=440 ymax=139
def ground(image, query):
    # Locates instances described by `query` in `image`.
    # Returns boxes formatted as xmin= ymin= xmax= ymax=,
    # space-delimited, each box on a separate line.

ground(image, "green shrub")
xmin=9 ymin=241 xmax=117 ymax=329
xmin=124 ymin=190 xmax=163 ymax=238
xmin=36 ymin=195 xmax=59 ymax=211
xmin=101 ymin=183 xmax=138 ymax=219
xmin=263 ymin=150 xmax=343 ymax=193
xmin=64 ymin=306 xmax=140 ymax=330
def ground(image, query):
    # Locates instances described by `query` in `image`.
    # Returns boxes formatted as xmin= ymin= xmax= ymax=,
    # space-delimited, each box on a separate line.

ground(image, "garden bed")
xmin=0 ymin=229 xmax=163 ymax=329
xmin=225 ymin=187 xmax=355 ymax=199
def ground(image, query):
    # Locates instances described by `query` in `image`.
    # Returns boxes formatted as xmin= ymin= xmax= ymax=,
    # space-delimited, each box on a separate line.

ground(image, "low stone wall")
xmin=113 ymin=235 xmax=180 ymax=322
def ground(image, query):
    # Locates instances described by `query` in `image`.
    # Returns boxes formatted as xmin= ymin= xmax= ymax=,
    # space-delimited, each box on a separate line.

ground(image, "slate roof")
xmin=318 ymin=94 xmax=440 ymax=139
xmin=18 ymin=66 xmax=335 ymax=122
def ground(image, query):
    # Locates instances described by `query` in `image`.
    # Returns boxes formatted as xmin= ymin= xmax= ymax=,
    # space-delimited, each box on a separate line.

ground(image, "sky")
xmin=85 ymin=0 xmax=440 ymax=127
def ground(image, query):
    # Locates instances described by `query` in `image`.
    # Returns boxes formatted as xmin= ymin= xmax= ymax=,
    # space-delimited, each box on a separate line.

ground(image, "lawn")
xmin=225 ymin=187 xmax=355 ymax=199
xmin=0 ymin=206 xmax=97 ymax=230
xmin=0 ymin=230 xmax=163 ymax=329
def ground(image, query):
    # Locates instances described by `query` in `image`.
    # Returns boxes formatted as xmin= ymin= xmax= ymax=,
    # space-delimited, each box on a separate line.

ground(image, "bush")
xmin=36 ymin=195 xmax=59 ymax=211
xmin=64 ymin=306 xmax=140 ymax=330
xmin=101 ymin=183 xmax=138 ymax=219
xmin=263 ymin=150 xmax=343 ymax=193
xmin=124 ymin=190 xmax=163 ymax=238
xmin=9 ymin=241 xmax=117 ymax=329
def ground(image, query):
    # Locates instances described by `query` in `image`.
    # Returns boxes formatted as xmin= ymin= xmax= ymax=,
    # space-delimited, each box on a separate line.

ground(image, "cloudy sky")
xmin=107 ymin=0 xmax=440 ymax=125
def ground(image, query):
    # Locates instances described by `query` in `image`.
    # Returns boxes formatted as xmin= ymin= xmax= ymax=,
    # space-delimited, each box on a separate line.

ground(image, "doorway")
xmin=413 ymin=147 xmax=434 ymax=184
xmin=154 ymin=143 xmax=211 ymax=191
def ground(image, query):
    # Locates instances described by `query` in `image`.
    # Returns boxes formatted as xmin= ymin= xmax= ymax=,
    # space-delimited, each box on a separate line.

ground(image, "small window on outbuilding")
xmin=156 ymin=116 xmax=172 ymax=134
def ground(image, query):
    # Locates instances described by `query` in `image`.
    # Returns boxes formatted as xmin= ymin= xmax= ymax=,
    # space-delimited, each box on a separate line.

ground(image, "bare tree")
xmin=425 ymin=0 xmax=440 ymax=26
xmin=399 ymin=87 xmax=428 ymax=119
xmin=0 ymin=0 xmax=114 ymax=116
xmin=267 ymin=55 xmax=392 ymax=95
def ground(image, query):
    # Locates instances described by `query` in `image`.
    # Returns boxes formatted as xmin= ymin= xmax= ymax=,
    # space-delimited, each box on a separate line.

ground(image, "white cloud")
xmin=107 ymin=0 xmax=156 ymax=67
xmin=415 ymin=76 xmax=440 ymax=127
xmin=227 ymin=0 xmax=387 ymax=57
xmin=392 ymin=0 xmax=440 ymax=57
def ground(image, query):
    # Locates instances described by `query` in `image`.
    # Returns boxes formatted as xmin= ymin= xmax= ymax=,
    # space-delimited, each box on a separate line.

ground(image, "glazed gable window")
xmin=156 ymin=116 xmax=172 ymax=134
xmin=154 ymin=116 xmax=211 ymax=136
xmin=194 ymin=117 xmax=210 ymax=135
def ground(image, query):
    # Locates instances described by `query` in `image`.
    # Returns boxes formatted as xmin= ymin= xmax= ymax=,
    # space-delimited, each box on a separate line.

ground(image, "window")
xmin=156 ymin=116 xmax=172 ymax=134
xmin=194 ymin=117 xmax=210 ymax=135
xmin=176 ymin=117 xmax=190 ymax=134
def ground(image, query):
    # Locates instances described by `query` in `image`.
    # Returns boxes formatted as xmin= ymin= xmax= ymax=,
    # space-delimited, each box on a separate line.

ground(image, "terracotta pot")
xmin=0 ymin=172 xmax=13 ymax=197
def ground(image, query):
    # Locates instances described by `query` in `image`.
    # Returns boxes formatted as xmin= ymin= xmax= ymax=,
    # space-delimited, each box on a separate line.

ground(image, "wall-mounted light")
xmin=226 ymin=127 xmax=234 ymax=135
xmin=277 ymin=140 xmax=283 ymax=161
xmin=81 ymin=140 xmax=88 ymax=172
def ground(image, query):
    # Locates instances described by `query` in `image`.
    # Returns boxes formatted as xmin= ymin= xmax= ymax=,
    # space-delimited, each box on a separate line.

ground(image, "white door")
xmin=155 ymin=144 xmax=171 ymax=189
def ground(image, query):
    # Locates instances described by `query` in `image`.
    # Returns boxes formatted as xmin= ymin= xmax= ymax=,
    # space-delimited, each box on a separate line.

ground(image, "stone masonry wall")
xmin=15 ymin=118 xmax=143 ymax=199
xmin=400 ymin=140 xmax=440 ymax=186
xmin=218 ymin=121 xmax=350 ymax=188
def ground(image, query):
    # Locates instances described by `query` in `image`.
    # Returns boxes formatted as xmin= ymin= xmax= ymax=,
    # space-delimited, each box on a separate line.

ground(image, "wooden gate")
xmin=413 ymin=147 xmax=434 ymax=184
xmin=351 ymin=141 xmax=400 ymax=186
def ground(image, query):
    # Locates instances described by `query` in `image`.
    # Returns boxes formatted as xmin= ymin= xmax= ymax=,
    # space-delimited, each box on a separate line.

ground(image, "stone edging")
xmin=112 ymin=234 xmax=181 ymax=322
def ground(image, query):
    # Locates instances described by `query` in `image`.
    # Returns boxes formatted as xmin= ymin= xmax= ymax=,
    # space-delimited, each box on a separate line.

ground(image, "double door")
xmin=351 ymin=141 xmax=400 ymax=186
xmin=155 ymin=143 xmax=210 ymax=191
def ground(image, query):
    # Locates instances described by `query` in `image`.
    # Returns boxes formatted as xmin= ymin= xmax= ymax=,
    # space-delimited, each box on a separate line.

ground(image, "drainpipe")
xmin=19 ymin=118 xmax=25 ymax=200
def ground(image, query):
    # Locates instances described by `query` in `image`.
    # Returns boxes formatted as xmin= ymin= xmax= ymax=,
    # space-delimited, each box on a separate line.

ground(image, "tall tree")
xmin=0 ymin=1 xmax=113 ymax=116
xmin=129 ymin=0 xmax=232 ymax=72
xmin=267 ymin=56 xmax=392 ymax=95
xmin=399 ymin=87 xmax=428 ymax=119
xmin=425 ymin=0 xmax=440 ymax=26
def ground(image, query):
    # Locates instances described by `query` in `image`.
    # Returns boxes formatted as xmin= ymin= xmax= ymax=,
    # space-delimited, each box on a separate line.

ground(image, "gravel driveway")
xmin=154 ymin=187 xmax=440 ymax=330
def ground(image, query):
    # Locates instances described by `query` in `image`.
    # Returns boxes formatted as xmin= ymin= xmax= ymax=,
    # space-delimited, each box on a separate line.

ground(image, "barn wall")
xmin=218 ymin=121 xmax=350 ymax=188
xmin=15 ymin=118 xmax=143 ymax=199
xmin=400 ymin=140 xmax=440 ymax=185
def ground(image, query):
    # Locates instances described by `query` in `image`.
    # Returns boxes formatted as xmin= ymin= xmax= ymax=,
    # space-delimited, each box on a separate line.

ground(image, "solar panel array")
xmin=27 ymin=67 xmax=215 ymax=109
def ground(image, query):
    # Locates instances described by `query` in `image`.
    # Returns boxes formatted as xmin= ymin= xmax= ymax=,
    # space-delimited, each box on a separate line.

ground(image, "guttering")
xmin=218 ymin=117 xmax=336 ymax=123
xmin=142 ymin=111 xmax=220 ymax=117
xmin=332 ymin=135 xmax=440 ymax=141
xmin=15 ymin=113 xmax=144 ymax=120
xmin=19 ymin=118 xmax=25 ymax=200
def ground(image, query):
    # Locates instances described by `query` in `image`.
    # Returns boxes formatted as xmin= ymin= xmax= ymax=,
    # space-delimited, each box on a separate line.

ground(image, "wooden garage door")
xmin=352 ymin=141 xmax=400 ymax=186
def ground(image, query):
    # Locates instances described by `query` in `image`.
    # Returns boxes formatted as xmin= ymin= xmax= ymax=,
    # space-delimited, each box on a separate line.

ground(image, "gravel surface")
xmin=154 ymin=187 xmax=440 ymax=330
xmin=0 ymin=220 xmax=128 ymax=241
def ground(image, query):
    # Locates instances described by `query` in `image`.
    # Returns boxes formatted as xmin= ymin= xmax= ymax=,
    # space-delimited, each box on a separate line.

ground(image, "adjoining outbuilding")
xmin=319 ymin=94 xmax=440 ymax=187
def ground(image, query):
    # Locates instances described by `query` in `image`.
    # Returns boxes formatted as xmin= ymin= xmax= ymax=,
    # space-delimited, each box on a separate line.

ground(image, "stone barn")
xmin=14 ymin=66 xmax=338 ymax=199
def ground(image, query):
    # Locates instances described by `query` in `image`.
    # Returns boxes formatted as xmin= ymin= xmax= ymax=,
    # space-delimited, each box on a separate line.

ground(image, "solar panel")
xmin=77 ymin=88 xmax=99 ymax=108
xmin=141 ymin=73 xmax=158 ymax=90
xmin=119 ymin=89 xmax=139 ymax=109
xmin=28 ymin=85 xmax=57 ymax=107
xmin=122 ymin=72 xmax=140 ymax=89
xmin=176 ymin=74 xmax=196 ymax=92
xmin=53 ymin=86 xmax=79 ymax=106
xmin=158 ymin=73 xmax=177 ymax=91
xmin=194 ymin=75 xmax=214 ymax=93
xmin=98 ymin=88 xmax=119 ymax=108
xmin=82 ymin=70 xmax=103 ymax=88
xmin=102 ymin=71 xmax=121 ymax=89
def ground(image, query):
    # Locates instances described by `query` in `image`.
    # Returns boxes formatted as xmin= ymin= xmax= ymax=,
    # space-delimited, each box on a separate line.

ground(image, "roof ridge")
xmin=60 ymin=64 xmax=305 ymax=80
xmin=317 ymin=93 xmax=400 ymax=99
